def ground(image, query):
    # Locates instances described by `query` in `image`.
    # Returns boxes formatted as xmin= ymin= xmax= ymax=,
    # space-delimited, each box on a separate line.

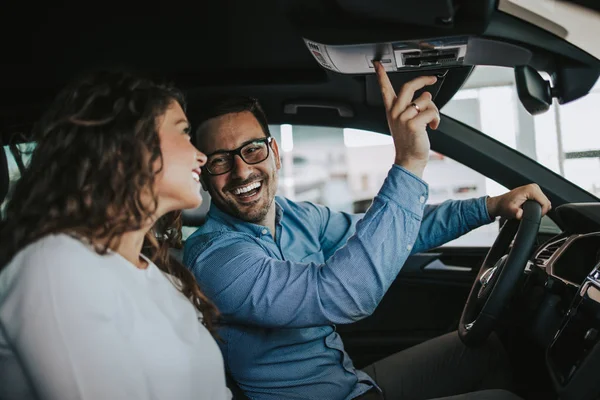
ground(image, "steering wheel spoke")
xmin=459 ymin=201 xmax=543 ymax=346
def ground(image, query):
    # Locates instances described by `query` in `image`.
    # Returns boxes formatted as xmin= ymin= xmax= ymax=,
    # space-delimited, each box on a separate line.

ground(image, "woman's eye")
xmin=183 ymin=126 xmax=191 ymax=135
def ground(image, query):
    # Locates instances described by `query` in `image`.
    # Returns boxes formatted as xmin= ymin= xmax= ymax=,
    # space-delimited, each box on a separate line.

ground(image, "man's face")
xmin=197 ymin=111 xmax=281 ymax=224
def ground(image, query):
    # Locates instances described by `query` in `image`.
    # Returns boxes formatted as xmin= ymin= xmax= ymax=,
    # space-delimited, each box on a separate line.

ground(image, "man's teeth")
xmin=192 ymin=172 xmax=200 ymax=182
xmin=233 ymin=182 xmax=261 ymax=195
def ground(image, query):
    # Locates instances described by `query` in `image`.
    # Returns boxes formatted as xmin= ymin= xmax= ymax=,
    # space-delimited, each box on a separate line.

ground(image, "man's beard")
xmin=215 ymin=172 xmax=277 ymax=224
xmin=228 ymin=195 xmax=272 ymax=223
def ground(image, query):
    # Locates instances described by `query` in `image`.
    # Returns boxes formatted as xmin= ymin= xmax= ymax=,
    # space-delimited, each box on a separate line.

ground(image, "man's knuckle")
xmin=406 ymin=120 xmax=418 ymax=131
xmin=399 ymin=113 xmax=411 ymax=123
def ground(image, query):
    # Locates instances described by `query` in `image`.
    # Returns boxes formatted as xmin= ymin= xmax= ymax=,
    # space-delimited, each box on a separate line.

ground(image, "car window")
xmin=268 ymin=124 xmax=516 ymax=247
xmin=442 ymin=65 xmax=600 ymax=198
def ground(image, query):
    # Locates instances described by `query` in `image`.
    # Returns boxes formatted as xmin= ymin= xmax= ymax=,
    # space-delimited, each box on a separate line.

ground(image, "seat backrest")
xmin=169 ymin=189 xmax=212 ymax=265
xmin=182 ymin=189 xmax=211 ymax=227
xmin=0 ymin=147 xmax=9 ymax=206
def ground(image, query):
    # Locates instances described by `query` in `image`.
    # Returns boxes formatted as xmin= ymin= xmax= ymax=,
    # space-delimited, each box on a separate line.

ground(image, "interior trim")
xmin=499 ymin=0 xmax=600 ymax=60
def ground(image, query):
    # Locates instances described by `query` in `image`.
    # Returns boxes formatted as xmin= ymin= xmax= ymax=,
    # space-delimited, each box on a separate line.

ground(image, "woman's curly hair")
xmin=0 ymin=70 xmax=219 ymax=333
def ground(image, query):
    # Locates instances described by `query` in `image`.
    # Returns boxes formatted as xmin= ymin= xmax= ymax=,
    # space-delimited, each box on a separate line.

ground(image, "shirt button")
xmin=407 ymin=244 xmax=413 ymax=251
xmin=261 ymin=229 xmax=268 ymax=235
xmin=419 ymin=196 xmax=426 ymax=204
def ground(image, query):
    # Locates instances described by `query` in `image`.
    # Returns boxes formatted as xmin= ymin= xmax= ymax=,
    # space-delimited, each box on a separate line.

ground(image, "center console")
xmin=547 ymin=265 xmax=600 ymax=400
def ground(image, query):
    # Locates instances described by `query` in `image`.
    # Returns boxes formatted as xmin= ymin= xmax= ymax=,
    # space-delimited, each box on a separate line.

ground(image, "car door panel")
xmin=337 ymin=247 xmax=488 ymax=368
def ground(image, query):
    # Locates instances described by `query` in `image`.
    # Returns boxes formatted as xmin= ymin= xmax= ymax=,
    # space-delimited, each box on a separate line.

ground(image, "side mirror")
xmin=515 ymin=66 xmax=553 ymax=115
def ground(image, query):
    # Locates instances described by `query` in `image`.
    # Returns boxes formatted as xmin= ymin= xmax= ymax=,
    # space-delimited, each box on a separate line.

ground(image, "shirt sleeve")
xmin=309 ymin=189 xmax=493 ymax=258
xmin=186 ymin=165 xmax=428 ymax=328
xmin=0 ymin=239 xmax=149 ymax=400
xmin=411 ymin=196 xmax=494 ymax=253
xmin=309 ymin=203 xmax=359 ymax=261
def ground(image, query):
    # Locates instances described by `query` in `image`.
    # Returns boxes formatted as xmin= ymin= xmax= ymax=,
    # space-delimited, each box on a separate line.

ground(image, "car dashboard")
xmin=527 ymin=203 xmax=600 ymax=400
xmin=534 ymin=233 xmax=600 ymax=289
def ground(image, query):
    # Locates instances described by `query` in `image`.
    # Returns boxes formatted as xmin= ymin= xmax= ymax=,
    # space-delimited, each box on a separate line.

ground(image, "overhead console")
xmin=287 ymin=0 xmax=600 ymax=111
xmin=303 ymin=36 xmax=532 ymax=75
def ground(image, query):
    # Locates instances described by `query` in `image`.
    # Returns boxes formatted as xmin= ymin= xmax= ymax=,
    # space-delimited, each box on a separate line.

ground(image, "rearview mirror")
xmin=514 ymin=65 xmax=553 ymax=115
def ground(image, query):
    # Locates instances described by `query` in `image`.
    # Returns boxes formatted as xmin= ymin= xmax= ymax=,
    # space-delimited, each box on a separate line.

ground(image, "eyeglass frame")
xmin=203 ymin=136 xmax=274 ymax=176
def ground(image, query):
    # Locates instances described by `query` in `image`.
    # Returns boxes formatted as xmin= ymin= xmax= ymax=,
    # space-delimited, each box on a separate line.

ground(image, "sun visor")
xmin=304 ymin=36 xmax=532 ymax=74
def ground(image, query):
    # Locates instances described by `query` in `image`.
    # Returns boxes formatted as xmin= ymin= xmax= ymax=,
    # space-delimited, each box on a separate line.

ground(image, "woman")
xmin=0 ymin=71 xmax=231 ymax=399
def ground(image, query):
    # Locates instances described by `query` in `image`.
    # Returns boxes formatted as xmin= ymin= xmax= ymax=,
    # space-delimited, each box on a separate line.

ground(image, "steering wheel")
xmin=458 ymin=200 xmax=542 ymax=346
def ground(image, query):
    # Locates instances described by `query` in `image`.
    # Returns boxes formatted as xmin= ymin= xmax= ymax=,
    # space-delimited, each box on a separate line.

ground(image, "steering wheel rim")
xmin=458 ymin=200 xmax=542 ymax=346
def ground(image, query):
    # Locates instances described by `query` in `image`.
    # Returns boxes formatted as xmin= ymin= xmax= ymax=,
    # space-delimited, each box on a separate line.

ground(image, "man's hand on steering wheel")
xmin=487 ymin=183 xmax=552 ymax=220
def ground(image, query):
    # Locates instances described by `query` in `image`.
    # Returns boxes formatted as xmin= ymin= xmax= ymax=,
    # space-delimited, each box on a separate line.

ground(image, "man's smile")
xmin=229 ymin=180 xmax=263 ymax=202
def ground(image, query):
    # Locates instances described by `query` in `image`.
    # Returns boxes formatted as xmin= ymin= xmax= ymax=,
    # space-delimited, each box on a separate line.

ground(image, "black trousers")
xmin=356 ymin=331 xmax=521 ymax=400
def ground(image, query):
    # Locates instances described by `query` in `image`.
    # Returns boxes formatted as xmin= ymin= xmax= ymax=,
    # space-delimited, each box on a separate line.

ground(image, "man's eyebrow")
xmin=207 ymin=137 xmax=267 ymax=156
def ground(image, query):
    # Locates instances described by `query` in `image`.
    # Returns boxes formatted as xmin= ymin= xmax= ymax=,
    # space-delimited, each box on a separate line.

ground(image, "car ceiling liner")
xmin=288 ymin=0 xmax=600 ymax=115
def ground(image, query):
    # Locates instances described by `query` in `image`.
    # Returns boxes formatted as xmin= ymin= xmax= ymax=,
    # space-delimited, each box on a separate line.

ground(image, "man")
xmin=184 ymin=62 xmax=551 ymax=400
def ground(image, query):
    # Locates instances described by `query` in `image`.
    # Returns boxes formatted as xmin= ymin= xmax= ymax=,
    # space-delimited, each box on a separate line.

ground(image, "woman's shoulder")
xmin=0 ymin=234 xmax=111 ymax=298
xmin=11 ymin=233 xmax=97 ymax=266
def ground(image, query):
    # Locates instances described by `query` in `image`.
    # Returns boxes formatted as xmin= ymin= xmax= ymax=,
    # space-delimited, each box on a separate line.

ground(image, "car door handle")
xmin=423 ymin=259 xmax=473 ymax=272
xmin=283 ymin=101 xmax=354 ymax=118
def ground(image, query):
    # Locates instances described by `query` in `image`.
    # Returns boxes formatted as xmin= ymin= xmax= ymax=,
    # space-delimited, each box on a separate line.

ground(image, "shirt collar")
xmin=207 ymin=198 xmax=284 ymax=237
xmin=274 ymin=197 xmax=284 ymax=226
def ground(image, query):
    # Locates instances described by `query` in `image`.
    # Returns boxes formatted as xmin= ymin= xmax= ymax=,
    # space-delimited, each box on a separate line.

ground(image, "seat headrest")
xmin=0 ymin=147 xmax=9 ymax=206
xmin=182 ymin=189 xmax=211 ymax=227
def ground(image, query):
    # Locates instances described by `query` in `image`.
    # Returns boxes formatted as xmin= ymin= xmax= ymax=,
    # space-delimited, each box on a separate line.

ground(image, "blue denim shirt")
xmin=184 ymin=165 xmax=493 ymax=400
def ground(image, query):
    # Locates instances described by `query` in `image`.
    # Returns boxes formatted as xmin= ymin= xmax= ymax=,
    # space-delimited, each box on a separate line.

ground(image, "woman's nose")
xmin=196 ymin=151 xmax=207 ymax=166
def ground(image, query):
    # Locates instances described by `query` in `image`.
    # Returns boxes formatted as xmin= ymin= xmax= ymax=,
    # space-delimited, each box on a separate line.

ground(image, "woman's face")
xmin=154 ymin=101 xmax=207 ymax=214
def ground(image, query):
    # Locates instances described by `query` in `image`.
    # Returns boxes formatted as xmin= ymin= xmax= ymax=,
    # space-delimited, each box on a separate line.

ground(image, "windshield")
xmin=442 ymin=66 xmax=600 ymax=198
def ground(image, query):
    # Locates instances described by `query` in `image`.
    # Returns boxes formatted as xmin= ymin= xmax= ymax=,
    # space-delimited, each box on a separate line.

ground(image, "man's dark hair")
xmin=195 ymin=96 xmax=271 ymax=142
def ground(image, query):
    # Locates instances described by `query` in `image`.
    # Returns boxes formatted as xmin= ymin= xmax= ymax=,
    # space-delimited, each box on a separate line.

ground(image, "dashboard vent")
xmin=534 ymin=237 xmax=567 ymax=267
xmin=307 ymin=42 xmax=320 ymax=51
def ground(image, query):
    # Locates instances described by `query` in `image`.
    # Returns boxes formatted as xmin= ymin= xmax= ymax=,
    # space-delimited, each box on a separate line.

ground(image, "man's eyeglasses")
xmin=204 ymin=137 xmax=273 ymax=176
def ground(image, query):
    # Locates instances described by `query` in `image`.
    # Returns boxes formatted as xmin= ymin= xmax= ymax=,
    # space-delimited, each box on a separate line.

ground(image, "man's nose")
xmin=230 ymin=154 xmax=252 ymax=179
